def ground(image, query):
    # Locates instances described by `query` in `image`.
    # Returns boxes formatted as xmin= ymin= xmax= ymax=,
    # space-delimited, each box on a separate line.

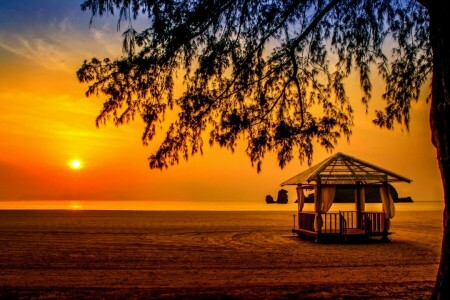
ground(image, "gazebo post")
xmin=381 ymin=181 xmax=390 ymax=241
xmin=296 ymin=184 xmax=303 ymax=212
xmin=314 ymin=180 xmax=322 ymax=242
xmin=355 ymin=181 xmax=362 ymax=229
xmin=296 ymin=184 xmax=303 ymax=230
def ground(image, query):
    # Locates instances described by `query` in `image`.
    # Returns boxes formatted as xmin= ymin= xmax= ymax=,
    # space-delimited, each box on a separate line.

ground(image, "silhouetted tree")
xmin=77 ymin=1 xmax=449 ymax=297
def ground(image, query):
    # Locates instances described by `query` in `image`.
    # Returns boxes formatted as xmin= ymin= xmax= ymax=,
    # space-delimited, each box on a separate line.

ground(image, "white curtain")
xmin=314 ymin=214 xmax=323 ymax=232
xmin=321 ymin=185 xmax=336 ymax=213
xmin=314 ymin=185 xmax=336 ymax=231
xmin=296 ymin=186 xmax=305 ymax=212
xmin=380 ymin=184 xmax=396 ymax=219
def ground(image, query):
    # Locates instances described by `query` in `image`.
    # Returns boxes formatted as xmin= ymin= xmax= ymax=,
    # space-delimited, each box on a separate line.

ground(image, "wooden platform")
xmin=292 ymin=228 xmax=389 ymax=243
xmin=293 ymin=211 xmax=390 ymax=243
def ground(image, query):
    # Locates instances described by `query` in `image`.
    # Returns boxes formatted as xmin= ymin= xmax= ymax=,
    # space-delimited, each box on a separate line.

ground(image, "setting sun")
xmin=69 ymin=159 xmax=82 ymax=170
xmin=69 ymin=202 xmax=82 ymax=210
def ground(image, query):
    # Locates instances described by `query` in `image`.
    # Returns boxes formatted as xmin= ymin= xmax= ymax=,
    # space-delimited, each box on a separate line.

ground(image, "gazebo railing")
xmin=298 ymin=211 xmax=386 ymax=235
xmin=298 ymin=212 xmax=315 ymax=232
xmin=322 ymin=212 xmax=342 ymax=234
xmin=361 ymin=211 xmax=386 ymax=233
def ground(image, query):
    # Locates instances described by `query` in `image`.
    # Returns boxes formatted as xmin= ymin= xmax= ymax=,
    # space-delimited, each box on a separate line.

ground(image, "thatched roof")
xmin=281 ymin=152 xmax=411 ymax=186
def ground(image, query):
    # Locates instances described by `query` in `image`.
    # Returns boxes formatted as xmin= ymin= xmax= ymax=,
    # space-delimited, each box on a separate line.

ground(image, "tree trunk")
xmin=429 ymin=1 xmax=450 ymax=299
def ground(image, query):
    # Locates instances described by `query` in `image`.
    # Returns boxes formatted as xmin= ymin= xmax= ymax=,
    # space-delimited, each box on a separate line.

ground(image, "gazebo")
xmin=281 ymin=152 xmax=411 ymax=242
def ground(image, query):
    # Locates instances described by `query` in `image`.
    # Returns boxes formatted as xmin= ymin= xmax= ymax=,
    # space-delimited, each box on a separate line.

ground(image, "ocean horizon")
xmin=0 ymin=199 xmax=444 ymax=211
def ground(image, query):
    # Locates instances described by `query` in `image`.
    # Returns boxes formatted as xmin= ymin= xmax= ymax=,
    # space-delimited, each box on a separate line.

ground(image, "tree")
xmin=77 ymin=0 xmax=449 ymax=297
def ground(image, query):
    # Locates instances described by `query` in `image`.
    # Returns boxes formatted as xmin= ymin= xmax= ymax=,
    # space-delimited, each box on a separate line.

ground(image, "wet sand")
xmin=0 ymin=210 xmax=442 ymax=299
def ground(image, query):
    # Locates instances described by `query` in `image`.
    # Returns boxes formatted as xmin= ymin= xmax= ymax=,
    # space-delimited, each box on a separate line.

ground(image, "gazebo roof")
xmin=281 ymin=152 xmax=412 ymax=185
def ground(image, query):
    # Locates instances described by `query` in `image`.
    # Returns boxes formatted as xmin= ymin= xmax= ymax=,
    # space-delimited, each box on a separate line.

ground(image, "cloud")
xmin=0 ymin=34 xmax=71 ymax=72
xmin=0 ymin=15 xmax=122 ymax=73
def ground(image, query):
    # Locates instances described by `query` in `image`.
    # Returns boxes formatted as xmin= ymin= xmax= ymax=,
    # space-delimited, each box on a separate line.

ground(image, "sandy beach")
xmin=0 ymin=209 xmax=442 ymax=299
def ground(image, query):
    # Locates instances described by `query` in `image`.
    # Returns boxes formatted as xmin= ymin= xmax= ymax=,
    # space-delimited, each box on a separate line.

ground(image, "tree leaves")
xmin=78 ymin=0 xmax=432 ymax=171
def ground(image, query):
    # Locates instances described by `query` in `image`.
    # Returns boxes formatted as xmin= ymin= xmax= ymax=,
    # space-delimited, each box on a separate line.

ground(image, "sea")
xmin=0 ymin=200 xmax=444 ymax=211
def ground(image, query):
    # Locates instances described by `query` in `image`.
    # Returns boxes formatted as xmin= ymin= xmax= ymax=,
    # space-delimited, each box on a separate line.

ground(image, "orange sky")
xmin=0 ymin=1 xmax=443 ymax=210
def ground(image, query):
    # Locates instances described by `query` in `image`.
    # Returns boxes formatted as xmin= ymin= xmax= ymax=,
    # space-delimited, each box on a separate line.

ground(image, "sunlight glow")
xmin=69 ymin=202 xmax=82 ymax=210
xmin=69 ymin=159 xmax=82 ymax=170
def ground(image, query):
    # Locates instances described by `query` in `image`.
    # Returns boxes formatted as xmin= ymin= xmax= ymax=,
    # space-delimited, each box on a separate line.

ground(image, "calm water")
xmin=0 ymin=200 xmax=444 ymax=211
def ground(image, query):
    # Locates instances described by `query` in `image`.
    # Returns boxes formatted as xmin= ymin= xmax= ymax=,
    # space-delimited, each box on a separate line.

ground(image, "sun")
xmin=69 ymin=159 xmax=82 ymax=170
xmin=69 ymin=202 xmax=82 ymax=210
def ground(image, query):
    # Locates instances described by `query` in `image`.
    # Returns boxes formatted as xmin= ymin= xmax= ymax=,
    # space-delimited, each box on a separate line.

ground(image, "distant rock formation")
xmin=277 ymin=189 xmax=288 ymax=204
xmin=303 ymin=184 xmax=413 ymax=203
xmin=265 ymin=189 xmax=289 ymax=204
xmin=265 ymin=195 xmax=275 ymax=204
xmin=305 ymin=193 xmax=315 ymax=203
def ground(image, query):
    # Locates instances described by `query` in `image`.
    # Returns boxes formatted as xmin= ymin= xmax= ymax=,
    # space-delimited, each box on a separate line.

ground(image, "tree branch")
xmin=290 ymin=0 xmax=343 ymax=49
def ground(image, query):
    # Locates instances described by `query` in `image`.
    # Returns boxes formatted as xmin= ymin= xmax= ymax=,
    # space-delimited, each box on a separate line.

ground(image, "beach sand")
xmin=0 ymin=210 xmax=442 ymax=299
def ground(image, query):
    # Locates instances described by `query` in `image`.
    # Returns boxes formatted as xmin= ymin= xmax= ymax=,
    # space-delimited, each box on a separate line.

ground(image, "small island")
xmin=266 ymin=189 xmax=289 ymax=204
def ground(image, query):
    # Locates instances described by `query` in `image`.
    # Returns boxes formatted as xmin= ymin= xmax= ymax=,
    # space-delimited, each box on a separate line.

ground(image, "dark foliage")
xmin=77 ymin=0 xmax=431 ymax=172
